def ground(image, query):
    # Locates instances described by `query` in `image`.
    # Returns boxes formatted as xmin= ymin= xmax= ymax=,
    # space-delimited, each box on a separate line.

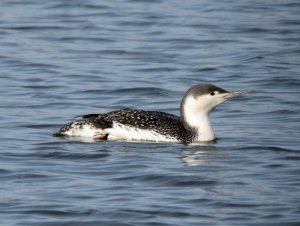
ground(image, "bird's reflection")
xmin=180 ymin=144 xmax=219 ymax=166
xmin=180 ymin=150 xmax=212 ymax=166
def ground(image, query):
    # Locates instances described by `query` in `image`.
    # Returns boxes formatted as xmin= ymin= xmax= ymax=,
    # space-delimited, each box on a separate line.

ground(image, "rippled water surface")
xmin=1 ymin=0 xmax=300 ymax=225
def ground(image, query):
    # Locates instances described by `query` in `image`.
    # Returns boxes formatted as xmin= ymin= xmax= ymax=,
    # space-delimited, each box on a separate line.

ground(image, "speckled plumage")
xmin=58 ymin=108 xmax=196 ymax=143
xmin=56 ymin=83 xmax=248 ymax=143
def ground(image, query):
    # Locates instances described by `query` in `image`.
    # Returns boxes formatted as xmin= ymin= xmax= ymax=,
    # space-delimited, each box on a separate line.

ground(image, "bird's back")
xmin=57 ymin=108 xmax=190 ymax=142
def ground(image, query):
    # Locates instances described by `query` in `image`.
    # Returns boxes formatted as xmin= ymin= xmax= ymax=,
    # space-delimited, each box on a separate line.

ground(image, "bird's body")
xmin=58 ymin=109 xmax=195 ymax=143
xmin=56 ymin=84 xmax=248 ymax=144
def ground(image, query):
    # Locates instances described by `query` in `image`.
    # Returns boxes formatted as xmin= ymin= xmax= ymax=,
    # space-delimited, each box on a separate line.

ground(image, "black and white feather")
xmin=56 ymin=84 xmax=248 ymax=143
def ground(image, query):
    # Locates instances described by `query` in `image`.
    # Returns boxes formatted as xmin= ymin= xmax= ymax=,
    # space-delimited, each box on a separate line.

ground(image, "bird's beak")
xmin=222 ymin=90 xmax=250 ymax=100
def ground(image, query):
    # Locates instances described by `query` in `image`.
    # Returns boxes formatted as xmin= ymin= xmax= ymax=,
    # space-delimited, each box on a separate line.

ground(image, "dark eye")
xmin=210 ymin=92 xmax=215 ymax=96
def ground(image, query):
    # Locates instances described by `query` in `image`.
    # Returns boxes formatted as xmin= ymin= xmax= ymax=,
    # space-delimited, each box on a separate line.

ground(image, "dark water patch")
xmin=280 ymin=19 xmax=300 ymax=26
xmin=79 ymin=4 xmax=111 ymax=10
xmin=128 ymin=0 xmax=163 ymax=3
xmin=213 ymin=201 xmax=260 ymax=208
xmin=262 ymin=76 xmax=300 ymax=87
xmin=3 ymin=25 xmax=71 ymax=31
xmin=239 ymin=55 xmax=264 ymax=63
xmin=46 ymin=2 xmax=112 ymax=11
xmin=21 ymin=62 xmax=60 ymax=69
xmin=123 ymin=208 xmax=192 ymax=218
xmin=62 ymin=73 xmax=110 ymax=81
xmin=0 ymin=168 xmax=13 ymax=175
xmin=98 ymin=50 xmax=178 ymax=62
xmin=260 ymin=109 xmax=296 ymax=116
xmin=31 ymin=140 xmax=97 ymax=148
xmin=193 ymin=67 xmax=218 ymax=72
xmin=265 ymin=64 xmax=292 ymax=70
xmin=159 ymin=38 xmax=235 ymax=45
xmin=241 ymin=146 xmax=299 ymax=154
xmin=10 ymin=172 xmax=51 ymax=181
xmin=35 ymin=151 xmax=110 ymax=160
xmin=237 ymin=27 xmax=271 ymax=33
xmin=275 ymin=156 xmax=300 ymax=161
xmin=3 ymin=102 xmax=74 ymax=110
xmin=58 ymin=36 xmax=114 ymax=43
xmin=46 ymin=1 xmax=109 ymax=10
xmin=21 ymin=85 xmax=64 ymax=90
xmin=21 ymin=124 xmax=61 ymax=129
xmin=118 ymin=20 xmax=158 ymax=27
xmin=132 ymin=66 xmax=179 ymax=73
xmin=5 ymin=208 xmax=94 ymax=217
xmin=109 ymin=87 xmax=171 ymax=97
xmin=5 ymin=102 xmax=69 ymax=109
xmin=99 ymin=49 xmax=140 ymax=56
xmin=28 ymin=221 xmax=137 ymax=226
xmin=78 ymin=89 xmax=116 ymax=95
xmin=111 ymin=173 xmax=217 ymax=187
xmin=263 ymin=164 xmax=286 ymax=169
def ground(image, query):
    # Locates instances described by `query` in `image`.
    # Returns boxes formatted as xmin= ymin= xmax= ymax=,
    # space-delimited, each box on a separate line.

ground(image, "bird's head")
xmin=180 ymin=84 xmax=249 ymax=126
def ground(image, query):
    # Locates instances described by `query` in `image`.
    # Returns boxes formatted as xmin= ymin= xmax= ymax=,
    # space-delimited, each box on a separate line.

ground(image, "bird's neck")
xmin=183 ymin=112 xmax=215 ymax=142
xmin=195 ymin=113 xmax=215 ymax=142
xmin=181 ymin=97 xmax=216 ymax=142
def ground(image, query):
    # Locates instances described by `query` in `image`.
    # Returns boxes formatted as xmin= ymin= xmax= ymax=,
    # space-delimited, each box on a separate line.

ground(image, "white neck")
xmin=194 ymin=113 xmax=215 ymax=142
xmin=181 ymin=96 xmax=216 ymax=142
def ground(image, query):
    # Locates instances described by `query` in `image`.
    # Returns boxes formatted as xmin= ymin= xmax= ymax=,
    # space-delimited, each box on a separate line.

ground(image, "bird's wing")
xmin=90 ymin=109 xmax=182 ymax=133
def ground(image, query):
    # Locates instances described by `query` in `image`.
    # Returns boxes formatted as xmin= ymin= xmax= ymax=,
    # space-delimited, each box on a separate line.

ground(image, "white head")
xmin=180 ymin=84 xmax=248 ymax=141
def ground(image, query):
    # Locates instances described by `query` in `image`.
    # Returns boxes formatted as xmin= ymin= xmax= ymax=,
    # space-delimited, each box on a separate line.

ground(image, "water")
xmin=1 ymin=0 xmax=300 ymax=225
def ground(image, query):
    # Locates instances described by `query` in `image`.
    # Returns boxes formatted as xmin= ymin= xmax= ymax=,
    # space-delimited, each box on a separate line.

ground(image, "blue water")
xmin=1 ymin=0 xmax=300 ymax=225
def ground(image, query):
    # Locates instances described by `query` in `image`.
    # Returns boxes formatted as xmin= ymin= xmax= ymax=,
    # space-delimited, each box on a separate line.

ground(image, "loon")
xmin=56 ymin=84 xmax=248 ymax=144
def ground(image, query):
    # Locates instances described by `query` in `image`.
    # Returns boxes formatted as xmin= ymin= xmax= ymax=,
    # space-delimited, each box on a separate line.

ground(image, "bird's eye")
xmin=210 ymin=92 xmax=215 ymax=96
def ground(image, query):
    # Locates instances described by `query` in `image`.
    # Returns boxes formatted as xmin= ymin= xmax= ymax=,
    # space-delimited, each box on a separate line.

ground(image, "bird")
xmin=55 ymin=84 xmax=248 ymax=144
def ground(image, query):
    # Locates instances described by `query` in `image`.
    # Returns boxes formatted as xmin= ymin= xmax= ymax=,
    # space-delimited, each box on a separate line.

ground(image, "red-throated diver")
xmin=56 ymin=84 xmax=248 ymax=143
